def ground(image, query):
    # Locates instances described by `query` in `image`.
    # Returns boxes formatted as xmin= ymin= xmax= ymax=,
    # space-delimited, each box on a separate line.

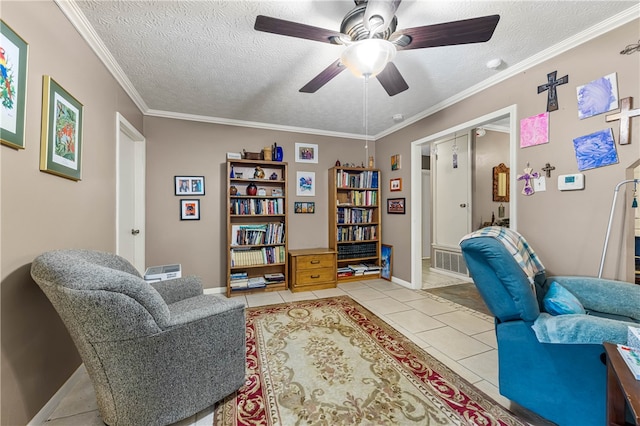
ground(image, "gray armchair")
xmin=31 ymin=249 xmax=246 ymax=426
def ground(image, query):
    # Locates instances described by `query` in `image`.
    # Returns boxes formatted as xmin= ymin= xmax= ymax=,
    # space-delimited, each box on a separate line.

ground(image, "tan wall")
xmin=378 ymin=19 xmax=640 ymax=282
xmin=144 ymin=116 xmax=372 ymax=289
xmin=0 ymin=2 xmax=143 ymax=424
xmin=473 ymin=130 xmax=510 ymax=229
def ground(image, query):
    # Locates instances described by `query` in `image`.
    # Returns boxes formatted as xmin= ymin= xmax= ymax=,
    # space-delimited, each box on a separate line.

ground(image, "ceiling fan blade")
xmin=255 ymin=15 xmax=343 ymax=44
xmin=376 ymin=62 xmax=409 ymax=96
xmin=364 ymin=0 xmax=402 ymax=33
xmin=395 ymin=14 xmax=500 ymax=51
xmin=300 ymin=59 xmax=346 ymax=93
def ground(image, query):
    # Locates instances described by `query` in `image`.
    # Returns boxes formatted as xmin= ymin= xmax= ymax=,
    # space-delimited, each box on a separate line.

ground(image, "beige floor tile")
xmin=385 ymin=288 xmax=428 ymax=302
xmin=385 ymin=309 xmax=446 ymax=334
xmin=365 ymin=279 xmax=400 ymax=292
xmin=458 ymin=350 xmax=499 ymax=386
xmin=432 ymin=310 xmax=494 ymax=335
xmin=48 ymin=368 xmax=97 ymax=420
xmin=311 ymin=287 xmax=348 ymax=298
xmin=415 ymin=326 xmax=492 ymax=361
xmin=405 ymin=297 xmax=457 ymax=316
xmin=420 ymin=346 xmax=483 ymax=385
xmin=278 ymin=290 xmax=317 ymax=302
xmin=360 ymin=297 xmax=411 ymax=315
xmin=45 ymin=410 xmax=104 ymax=426
xmin=337 ymin=281 xmax=369 ymax=291
xmin=245 ymin=292 xmax=285 ymax=307
xmin=344 ymin=287 xmax=387 ymax=302
xmin=473 ymin=329 xmax=498 ymax=348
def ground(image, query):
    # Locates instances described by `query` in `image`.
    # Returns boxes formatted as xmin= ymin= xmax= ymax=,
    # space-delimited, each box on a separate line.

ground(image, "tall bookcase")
xmin=328 ymin=166 xmax=381 ymax=282
xmin=226 ymin=159 xmax=288 ymax=297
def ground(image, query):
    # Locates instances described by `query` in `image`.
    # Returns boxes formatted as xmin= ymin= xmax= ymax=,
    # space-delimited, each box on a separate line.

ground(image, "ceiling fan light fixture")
xmin=340 ymin=39 xmax=396 ymax=78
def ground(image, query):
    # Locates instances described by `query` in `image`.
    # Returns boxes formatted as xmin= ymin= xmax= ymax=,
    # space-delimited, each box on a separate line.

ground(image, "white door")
xmin=116 ymin=113 xmax=145 ymax=273
xmin=421 ymin=170 xmax=431 ymax=257
xmin=432 ymin=133 xmax=470 ymax=249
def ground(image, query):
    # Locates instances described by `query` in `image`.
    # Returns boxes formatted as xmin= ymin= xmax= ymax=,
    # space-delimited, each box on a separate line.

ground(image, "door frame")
xmin=115 ymin=112 xmax=146 ymax=272
xmin=409 ymin=105 xmax=518 ymax=289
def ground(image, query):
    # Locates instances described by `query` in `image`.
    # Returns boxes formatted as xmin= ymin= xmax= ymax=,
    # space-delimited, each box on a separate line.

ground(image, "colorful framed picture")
xmin=381 ymin=244 xmax=393 ymax=280
xmin=391 ymin=154 xmax=401 ymax=170
xmin=180 ymin=199 xmax=200 ymax=220
xmin=390 ymin=178 xmax=402 ymax=191
xmin=40 ymin=76 xmax=83 ymax=180
xmin=294 ymin=201 xmax=315 ymax=213
xmin=295 ymin=142 xmax=318 ymax=163
xmin=1 ymin=20 xmax=29 ymax=149
xmin=175 ymin=176 xmax=205 ymax=195
xmin=387 ymin=197 xmax=405 ymax=214
xmin=296 ymin=171 xmax=315 ymax=196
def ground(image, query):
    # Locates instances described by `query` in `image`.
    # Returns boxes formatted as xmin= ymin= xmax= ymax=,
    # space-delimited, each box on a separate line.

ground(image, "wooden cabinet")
xmin=328 ymin=166 xmax=381 ymax=282
xmin=226 ymin=159 xmax=288 ymax=297
xmin=288 ymin=248 xmax=337 ymax=292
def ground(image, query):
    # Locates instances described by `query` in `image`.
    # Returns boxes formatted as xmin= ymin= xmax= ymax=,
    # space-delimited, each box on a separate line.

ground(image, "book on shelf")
xmin=264 ymin=272 xmax=285 ymax=283
xmin=617 ymin=344 xmax=640 ymax=379
xmin=247 ymin=277 xmax=267 ymax=288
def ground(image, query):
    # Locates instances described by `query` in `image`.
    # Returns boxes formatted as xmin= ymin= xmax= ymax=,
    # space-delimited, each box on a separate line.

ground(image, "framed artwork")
xmin=391 ymin=154 xmax=401 ymax=170
xmin=295 ymin=142 xmax=318 ymax=163
xmin=175 ymin=176 xmax=205 ymax=195
xmin=520 ymin=112 xmax=549 ymax=148
xmin=387 ymin=197 xmax=405 ymax=214
xmin=1 ymin=20 xmax=29 ymax=149
xmin=381 ymin=244 xmax=393 ymax=281
xmin=572 ymin=128 xmax=618 ymax=171
xmin=296 ymin=171 xmax=315 ymax=196
xmin=577 ymin=73 xmax=619 ymax=120
xmin=390 ymin=178 xmax=402 ymax=191
xmin=294 ymin=201 xmax=315 ymax=213
xmin=180 ymin=199 xmax=200 ymax=220
xmin=40 ymin=76 xmax=83 ymax=180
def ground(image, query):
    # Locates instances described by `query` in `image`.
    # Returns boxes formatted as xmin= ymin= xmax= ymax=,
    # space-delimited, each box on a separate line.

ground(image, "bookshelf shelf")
xmin=226 ymin=159 xmax=288 ymax=296
xmin=329 ymin=166 xmax=381 ymax=282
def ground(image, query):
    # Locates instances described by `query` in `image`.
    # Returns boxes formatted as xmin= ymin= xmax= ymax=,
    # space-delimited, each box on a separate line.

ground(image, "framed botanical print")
xmin=40 ymin=76 xmax=83 ymax=180
xmin=1 ymin=20 xmax=29 ymax=149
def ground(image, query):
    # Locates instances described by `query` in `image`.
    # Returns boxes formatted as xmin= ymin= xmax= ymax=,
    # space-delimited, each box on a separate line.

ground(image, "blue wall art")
xmin=572 ymin=128 xmax=618 ymax=171
xmin=576 ymin=73 xmax=619 ymax=120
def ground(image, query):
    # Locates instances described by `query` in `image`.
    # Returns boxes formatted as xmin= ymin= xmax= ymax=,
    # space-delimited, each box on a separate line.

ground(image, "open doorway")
xmin=409 ymin=105 xmax=518 ymax=289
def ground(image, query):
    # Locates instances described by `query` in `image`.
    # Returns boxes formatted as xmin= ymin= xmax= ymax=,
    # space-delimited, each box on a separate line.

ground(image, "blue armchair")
xmin=460 ymin=227 xmax=640 ymax=426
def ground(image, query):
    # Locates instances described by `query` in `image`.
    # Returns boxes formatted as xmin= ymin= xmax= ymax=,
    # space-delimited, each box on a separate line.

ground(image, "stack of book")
xmin=337 ymin=267 xmax=354 ymax=278
xmin=230 ymin=272 xmax=249 ymax=290
xmin=247 ymin=276 xmax=267 ymax=289
xmin=362 ymin=263 xmax=381 ymax=275
xmin=617 ymin=344 xmax=640 ymax=379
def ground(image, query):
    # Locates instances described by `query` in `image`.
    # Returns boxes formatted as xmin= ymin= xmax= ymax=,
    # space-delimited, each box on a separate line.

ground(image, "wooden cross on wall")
xmin=537 ymin=71 xmax=569 ymax=112
xmin=541 ymin=163 xmax=556 ymax=178
xmin=606 ymin=97 xmax=640 ymax=145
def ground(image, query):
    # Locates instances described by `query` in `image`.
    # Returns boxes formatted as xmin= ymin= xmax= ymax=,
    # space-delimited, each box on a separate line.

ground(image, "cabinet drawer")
xmin=296 ymin=267 xmax=335 ymax=285
xmin=296 ymin=254 xmax=334 ymax=270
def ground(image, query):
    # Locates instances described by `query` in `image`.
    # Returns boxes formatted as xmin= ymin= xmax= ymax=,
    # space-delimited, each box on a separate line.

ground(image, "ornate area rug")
xmin=214 ymin=296 xmax=524 ymax=426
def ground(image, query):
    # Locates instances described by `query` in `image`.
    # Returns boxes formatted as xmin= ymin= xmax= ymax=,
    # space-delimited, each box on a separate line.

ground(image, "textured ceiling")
xmin=65 ymin=0 xmax=638 ymax=138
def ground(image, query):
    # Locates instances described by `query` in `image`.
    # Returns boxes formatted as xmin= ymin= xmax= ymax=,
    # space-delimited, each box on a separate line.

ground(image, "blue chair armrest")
xmin=532 ymin=312 xmax=633 ymax=345
xmin=548 ymin=276 xmax=640 ymax=321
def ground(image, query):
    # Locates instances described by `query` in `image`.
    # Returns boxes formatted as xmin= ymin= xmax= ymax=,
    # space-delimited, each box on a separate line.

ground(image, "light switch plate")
xmin=533 ymin=176 xmax=546 ymax=192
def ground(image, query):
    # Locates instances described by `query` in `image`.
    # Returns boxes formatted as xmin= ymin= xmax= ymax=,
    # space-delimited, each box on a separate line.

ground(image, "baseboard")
xmin=203 ymin=286 xmax=225 ymax=295
xmin=28 ymin=364 xmax=85 ymax=426
xmin=391 ymin=276 xmax=414 ymax=289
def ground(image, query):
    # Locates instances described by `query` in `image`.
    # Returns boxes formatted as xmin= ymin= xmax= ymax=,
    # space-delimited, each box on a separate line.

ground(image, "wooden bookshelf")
xmin=226 ymin=159 xmax=288 ymax=296
xmin=328 ymin=166 xmax=381 ymax=282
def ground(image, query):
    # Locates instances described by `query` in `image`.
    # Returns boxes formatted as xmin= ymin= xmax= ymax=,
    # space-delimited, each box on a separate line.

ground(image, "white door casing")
xmin=116 ymin=113 xmax=145 ymax=273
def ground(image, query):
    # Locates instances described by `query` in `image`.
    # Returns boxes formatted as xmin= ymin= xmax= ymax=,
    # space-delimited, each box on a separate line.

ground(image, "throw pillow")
xmin=543 ymin=281 xmax=586 ymax=315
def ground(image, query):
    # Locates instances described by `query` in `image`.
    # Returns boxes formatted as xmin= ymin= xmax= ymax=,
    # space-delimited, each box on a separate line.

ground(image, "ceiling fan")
xmin=254 ymin=0 xmax=500 ymax=96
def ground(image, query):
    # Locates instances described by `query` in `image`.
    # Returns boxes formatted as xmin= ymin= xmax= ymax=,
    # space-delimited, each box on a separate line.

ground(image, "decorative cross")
xmin=537 ymin=71 xmax=569 ymax=112
xmin=605 ymin=97 xmax=640 ymax=145
xmin=517 ymin=166 xmax=540 ymax=196
xmin=541 ymin=163 xmax=556 ymax=178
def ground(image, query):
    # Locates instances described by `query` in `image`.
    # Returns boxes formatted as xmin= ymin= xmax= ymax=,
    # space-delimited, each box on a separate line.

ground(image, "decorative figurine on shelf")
xmin=269 ymin=172 xmax=278 ymax=180
xmin=229 ymin=185 xmax=238 ymax=195
xmin=246 ymin=182 xmax=257 ymax=196
xmin=254 ymin=166 xmax=265 ymax=179
xmin=229 ymin=165 xmax=235 ymax=178
xmin=335 ymin=159 xmax=341 ymax=166
xmin=273 ymin=143 xmax=283 ymax=161
xmin=368 ymin=156 xmax=374 ymax=168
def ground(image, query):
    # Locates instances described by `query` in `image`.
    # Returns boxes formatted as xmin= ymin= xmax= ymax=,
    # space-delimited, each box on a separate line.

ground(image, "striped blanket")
xmin=460 ymin=226 xmax=545 ymax=283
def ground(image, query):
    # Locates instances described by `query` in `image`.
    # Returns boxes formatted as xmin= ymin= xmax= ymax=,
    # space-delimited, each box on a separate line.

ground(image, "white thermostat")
xmin=558 ymin=173 xmax=585 ymax=191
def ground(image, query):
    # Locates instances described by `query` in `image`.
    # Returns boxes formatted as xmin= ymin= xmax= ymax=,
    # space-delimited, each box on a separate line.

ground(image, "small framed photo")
xmin=381 ymin=244 xmax=393 ymax=281
xmin=296 ymin=171 xmax=315 ymax=196
xmin=40 ymin=76 xmax=84 ymax=180
xmin=175 ymin=176 xmax=205 ymax=195
xmin=180 ymin=199 xmax=200 ymax=220
xmin=1 ymin=20 xmax=29 ymax=149
xmin=387 ymin=197 xmax=405 ymax=214
xmin=390 ymin=178 xmax=402 ymax=192
xmin=294 ymin=201 xmax=315 ymax=213
xmin=391 ymin=154 xmax=401 ymax=171
xmin=295 ymin=142 xmax=318 ymax=163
